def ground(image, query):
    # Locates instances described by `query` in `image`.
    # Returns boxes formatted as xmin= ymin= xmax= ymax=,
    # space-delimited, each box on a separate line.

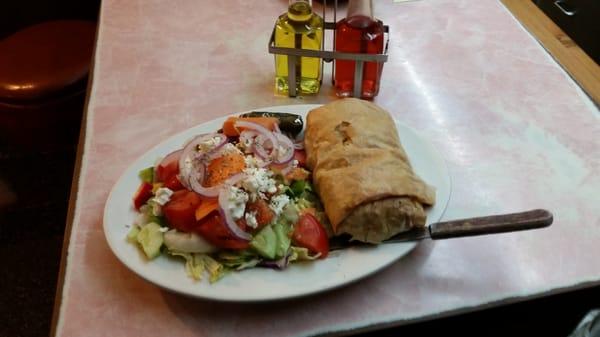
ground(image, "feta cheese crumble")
xmin=148 ymin=187 xmax=174 ymax=216
xmin=241 ymin=167 xmax=278 ymax=201
xmin=244 ymin=155 xmax=266 ymax=169
xmin=225 ymin=186 xmax=248 ymax=220
xmin=219 ymin=143 xmax=243 ymax=156
xmin=269 ymin=194 xmax=290 ymax=216
xmin=153 ymin=187 xmax=174 ymax=206
xmin=245 ymin=211 xmax=258 ymax=229
xmin=205 ymin=143 xmax=244 ymax=162
xmin=197 ymin=136 xmax=222 ymax=152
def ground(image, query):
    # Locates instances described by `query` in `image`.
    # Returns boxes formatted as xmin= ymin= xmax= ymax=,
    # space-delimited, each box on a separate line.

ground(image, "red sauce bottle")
xmin=334 ymin=0 xmax=384 ymax=98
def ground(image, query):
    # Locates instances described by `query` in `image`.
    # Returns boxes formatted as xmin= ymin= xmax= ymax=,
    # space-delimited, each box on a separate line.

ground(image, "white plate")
xmin=103 ymin=104 xmax=451 ymax=302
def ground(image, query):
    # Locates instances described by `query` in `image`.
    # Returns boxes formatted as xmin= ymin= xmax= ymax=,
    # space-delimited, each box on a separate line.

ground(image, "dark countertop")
xmin=0 ymin=145 xmax=76 ymax=337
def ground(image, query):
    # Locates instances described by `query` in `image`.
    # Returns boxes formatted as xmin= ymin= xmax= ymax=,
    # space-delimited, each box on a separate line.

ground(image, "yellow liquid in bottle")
xmin=274 ymin=2 xmax=323 ymax=95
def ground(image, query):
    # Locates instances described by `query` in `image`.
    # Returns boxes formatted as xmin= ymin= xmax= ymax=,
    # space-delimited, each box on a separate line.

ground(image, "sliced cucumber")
xmin=273 ymin=222 xmax=291 ymax=259
xmin=250 ymin=225 xmax=277 ymax=259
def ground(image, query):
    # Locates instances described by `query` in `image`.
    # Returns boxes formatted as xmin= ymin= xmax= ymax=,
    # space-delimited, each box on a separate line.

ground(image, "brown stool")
xmin=0 ymin=20 xmax=96 ymax=150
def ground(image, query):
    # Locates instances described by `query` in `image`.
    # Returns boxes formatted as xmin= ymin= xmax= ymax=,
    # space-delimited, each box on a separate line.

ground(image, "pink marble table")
xmin=54 ymin=0 xmax=600 ymax=336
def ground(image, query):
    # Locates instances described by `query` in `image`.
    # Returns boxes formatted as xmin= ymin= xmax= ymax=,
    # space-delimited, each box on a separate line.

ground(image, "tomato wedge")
xmin=293 ymin=149 xmax=307 ymax=168
xmin=162 ymin=190 xmax=203 ymax=232
xmin=195 ymin=213 xmax=250 ymax=250
xmin=245 ymin=199 xmax=275 ymax=229
xmin=292 ymin=213 xmax=329 ymax=258
xmin=163 ymin=175 xmax=184 ymax=191
xmin=133 ymin=182 xmax=153 ymax=210
xmin=155 ymin=150 xmax=181 ymax=182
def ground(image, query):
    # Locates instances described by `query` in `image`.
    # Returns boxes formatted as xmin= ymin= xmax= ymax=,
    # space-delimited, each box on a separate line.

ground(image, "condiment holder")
xmin=268 ymin=0 xmax=390 ymax=98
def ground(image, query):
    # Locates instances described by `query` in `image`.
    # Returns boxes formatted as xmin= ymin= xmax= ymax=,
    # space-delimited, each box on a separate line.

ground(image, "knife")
xmin=329 ymin=209 xmax=553 ymax=250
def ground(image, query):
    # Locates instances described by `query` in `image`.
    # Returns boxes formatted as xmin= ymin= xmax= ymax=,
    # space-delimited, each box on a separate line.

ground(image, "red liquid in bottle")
xmin=334 ymin=14 xmax=384 ymax=98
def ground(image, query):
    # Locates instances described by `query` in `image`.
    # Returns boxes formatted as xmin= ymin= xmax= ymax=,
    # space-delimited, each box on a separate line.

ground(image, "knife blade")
xmin=329 ymin=209 xmax=553 ymax=250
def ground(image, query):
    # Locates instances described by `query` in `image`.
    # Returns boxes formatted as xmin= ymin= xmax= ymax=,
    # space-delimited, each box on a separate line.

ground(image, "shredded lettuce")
xmin=285 ymin=179 xmax=314 ymax=199
xmin=280 ymin=202 xmax=299 ymax=224
xmin=136 ymin=204 xmax=167 ymax=227
xmin=218 ymin=250 xmax=262 ymax=270
xmin=127 ymin=226 xmax=140 ymax=243
xmin=138 ymin=166 xmax=154 ymax=184
xmin=170 ymin=251 xmax=226 ymax=283
xmin=136 ymin=222 xmax=164 ymax=259
xmin=289 ymin=246 xmax=321 ymax=262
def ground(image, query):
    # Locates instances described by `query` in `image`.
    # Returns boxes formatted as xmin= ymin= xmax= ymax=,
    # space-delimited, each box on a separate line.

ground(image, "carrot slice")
xmin=204 ymin=152 xmax=246 ymax=187
xmin=222 ymin=117 xmax=279 ymax=137
xmin=195 ymin=198 xmax=219 ymax=221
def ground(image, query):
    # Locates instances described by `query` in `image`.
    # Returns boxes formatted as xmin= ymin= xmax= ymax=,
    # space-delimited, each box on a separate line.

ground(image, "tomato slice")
xmin=245 ymin=199 xmax=275 ymax=229
xmin=292 ymin=213 xmax=329 ymax=258
xmin=133 ymin=182 xmax=153 ymax=210
xmin=195 ymin=213 xmax=250 ymax=250
xmin=162 ymin=190 xmax=203 ymax=232
xmin=163 ymin=174 xmax=184 ymax=191
xmin=155 ymin=150 xmax=184 ymax=190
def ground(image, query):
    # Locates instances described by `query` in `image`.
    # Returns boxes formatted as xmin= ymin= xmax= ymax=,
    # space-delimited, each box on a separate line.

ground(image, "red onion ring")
xmin=178 ymin=133 xmax=227 ymax=189
xmin=239 ymin=130 xmax=258 ymax=152
xmin=273 ymin=133 xmax=295 ymax=164
xmin=257 ymin=158 xmax=271 ymax=168
xmin=217 ymin=174 xmax=251 ymax=241
xmin=253 ymin=134 xmax=275 ymax=160
xmin=293 ymin=141 xmax=304 ymax=150
xmin=235 ymin=120 xmax=277 ymax=157
xmin=188 ymin=164 xmax=221 ymax=197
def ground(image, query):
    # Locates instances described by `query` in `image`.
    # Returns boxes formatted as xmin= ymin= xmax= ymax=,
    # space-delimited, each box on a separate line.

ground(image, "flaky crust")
xmin=305 ymin=98 xmax=435 ymax=242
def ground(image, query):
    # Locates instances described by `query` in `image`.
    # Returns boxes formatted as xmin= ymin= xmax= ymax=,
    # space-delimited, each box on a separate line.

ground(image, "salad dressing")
xmin=274 ymin=0 xmax=323 ymax=95
xmin=334 ymin=0 xmax=384 ymax=98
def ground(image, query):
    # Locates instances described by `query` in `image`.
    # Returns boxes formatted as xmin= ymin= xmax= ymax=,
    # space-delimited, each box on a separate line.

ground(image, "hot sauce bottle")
xmin=334 ymin=0 xmax=384 ymax=98
xmin=274 ymin=0 xmax=324 ymax=95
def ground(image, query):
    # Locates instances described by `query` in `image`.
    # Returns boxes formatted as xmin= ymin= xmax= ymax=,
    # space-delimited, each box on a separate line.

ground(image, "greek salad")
xmin=127 ymin=113 xmax=330 ymax=283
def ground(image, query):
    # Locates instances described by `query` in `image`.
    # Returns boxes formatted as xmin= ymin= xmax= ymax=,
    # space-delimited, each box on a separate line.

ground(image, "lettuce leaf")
xmin=169 ymin=251 xmax=226 ymax=283
xmin=289 ymin=246 xmax=321 ymax=262
xmin=138 ymin=166 xmax=154 ymax=183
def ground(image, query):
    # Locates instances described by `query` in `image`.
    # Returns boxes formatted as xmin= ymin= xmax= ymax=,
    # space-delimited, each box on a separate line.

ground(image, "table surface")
xmin=54 ymin=0 xmax=600 ymax=336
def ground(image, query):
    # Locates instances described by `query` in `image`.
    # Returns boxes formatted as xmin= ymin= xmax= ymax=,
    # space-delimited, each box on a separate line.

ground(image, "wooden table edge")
xmin=49 ymin=19 xmax=100 ymax=337
xmin=501 ymin=0 xmax=600 ymax=105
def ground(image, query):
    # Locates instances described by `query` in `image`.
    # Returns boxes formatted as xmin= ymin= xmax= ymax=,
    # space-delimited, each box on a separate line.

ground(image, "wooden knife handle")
xmin=429 ymin=209 xmax=553 ymax=239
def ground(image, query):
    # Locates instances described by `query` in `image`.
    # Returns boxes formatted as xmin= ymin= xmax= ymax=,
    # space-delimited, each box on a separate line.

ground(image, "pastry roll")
xmin=304 ymin=98 xmax=436 ymax=243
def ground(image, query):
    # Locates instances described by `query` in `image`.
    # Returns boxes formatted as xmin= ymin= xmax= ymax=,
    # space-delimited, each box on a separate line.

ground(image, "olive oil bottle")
xmin=274 ymin=0 xmax=323 ymax=95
